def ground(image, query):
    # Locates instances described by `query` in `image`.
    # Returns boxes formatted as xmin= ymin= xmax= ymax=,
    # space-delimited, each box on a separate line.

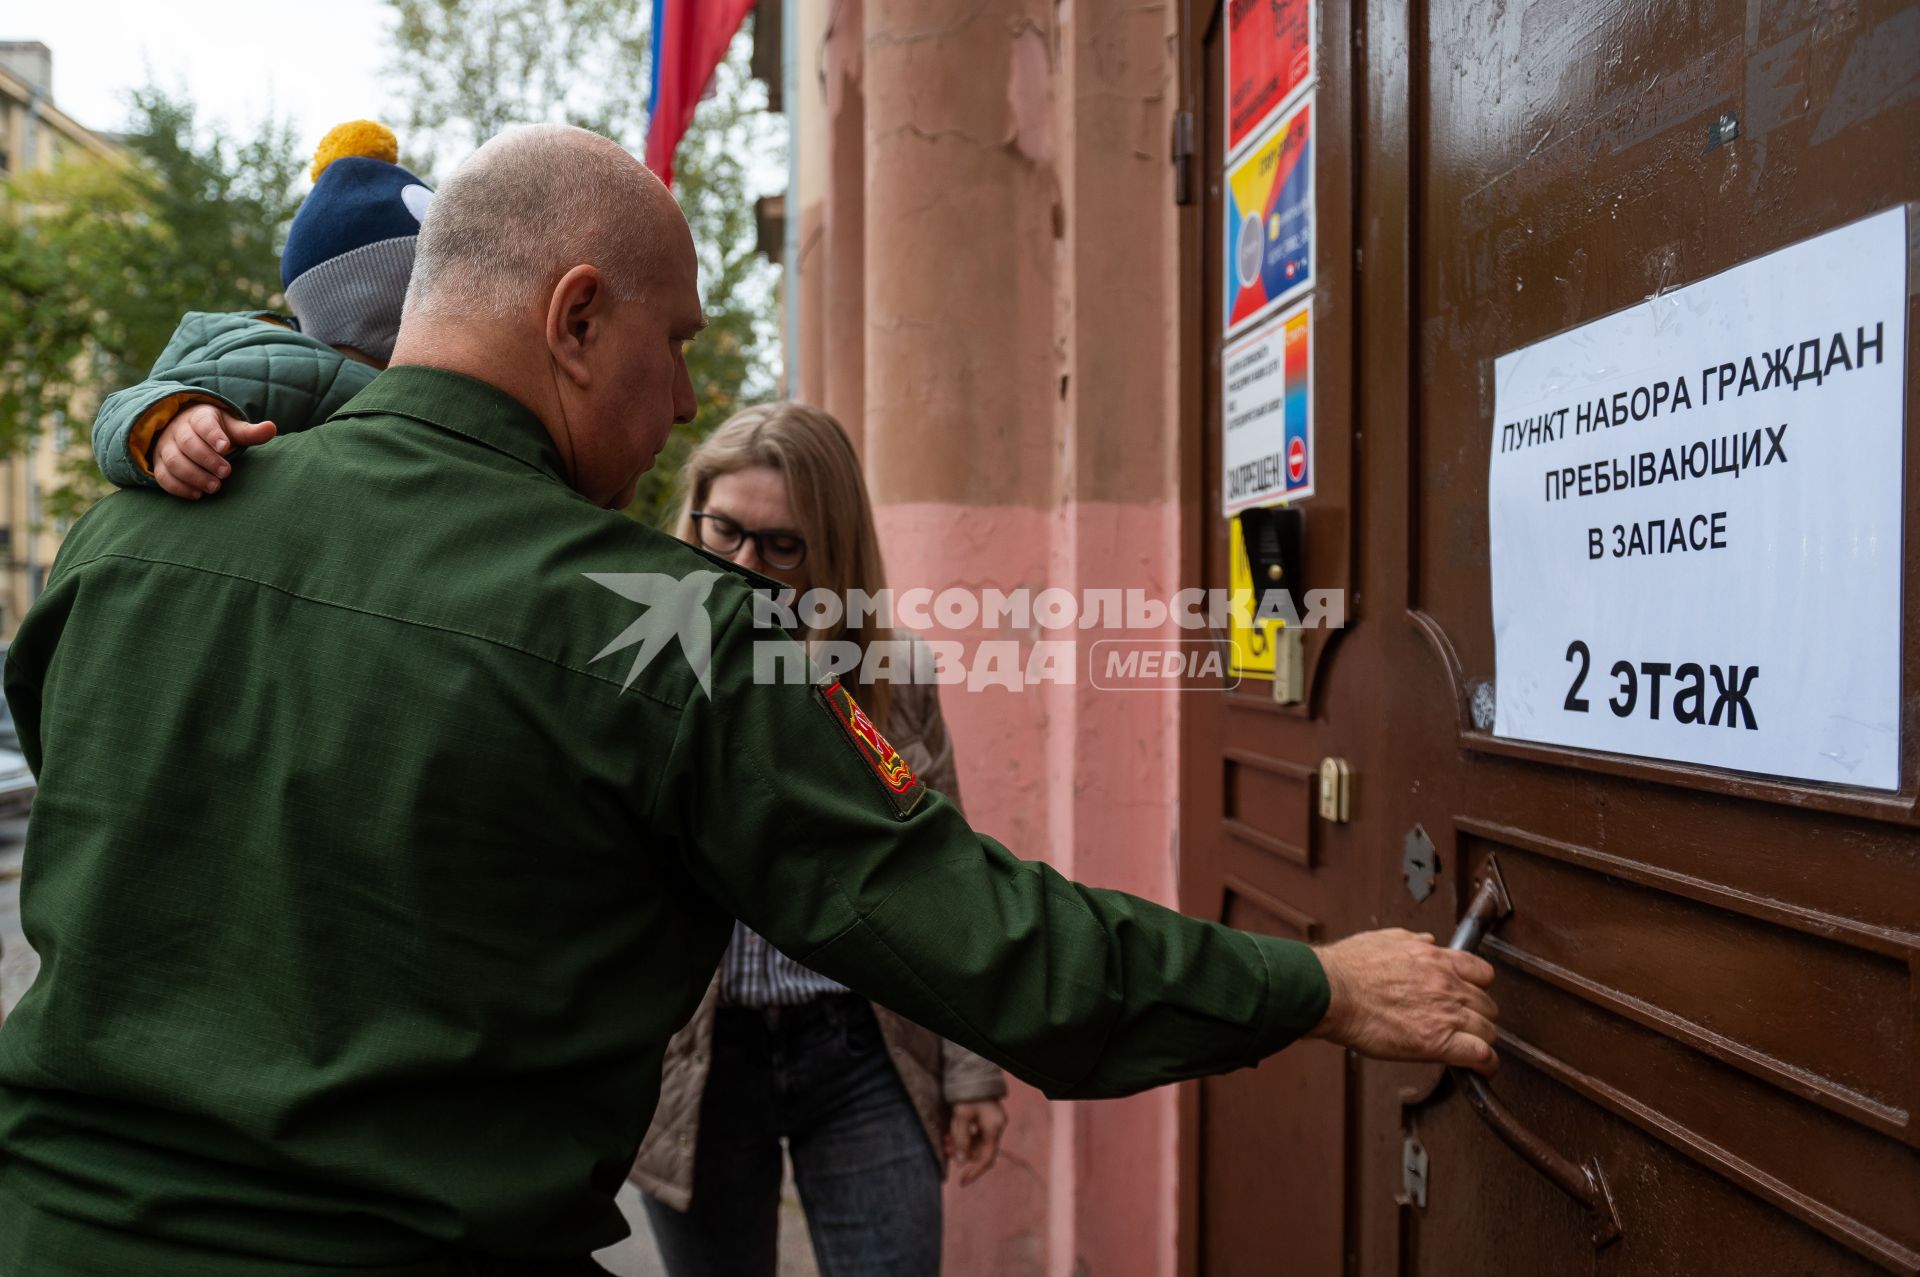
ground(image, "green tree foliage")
xmin=0 ymin=89 xmax=301 ymax=521
xmin=386 ymin=0 xmax=784 ymax=527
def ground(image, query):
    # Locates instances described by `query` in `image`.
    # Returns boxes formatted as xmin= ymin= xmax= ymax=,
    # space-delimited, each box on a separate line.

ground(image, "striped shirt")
xmin=717 ymin=920 xmax=849 ymax=1007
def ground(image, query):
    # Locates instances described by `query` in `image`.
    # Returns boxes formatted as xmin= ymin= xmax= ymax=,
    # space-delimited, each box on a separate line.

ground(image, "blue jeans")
xmin=641 ymin=994 xmax=942 ymax=1277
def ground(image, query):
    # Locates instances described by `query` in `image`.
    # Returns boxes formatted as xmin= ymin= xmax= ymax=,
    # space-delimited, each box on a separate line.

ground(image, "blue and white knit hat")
xmin=280 ymin=121 xmax=433 ymax=366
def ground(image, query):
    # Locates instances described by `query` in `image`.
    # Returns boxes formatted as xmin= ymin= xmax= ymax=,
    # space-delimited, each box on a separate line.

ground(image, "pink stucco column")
xmin=861 ymin=4 xmax=1186 ymax=1274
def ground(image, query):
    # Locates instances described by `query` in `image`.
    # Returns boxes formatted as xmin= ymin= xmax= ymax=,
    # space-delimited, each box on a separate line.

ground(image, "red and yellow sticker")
xmin=813 ymin=676 xmax=925 ymax=819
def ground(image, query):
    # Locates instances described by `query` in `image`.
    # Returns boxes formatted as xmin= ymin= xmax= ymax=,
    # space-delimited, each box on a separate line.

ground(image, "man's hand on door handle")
xmin=1305 ymin=929 xmax=1500 ymax=1074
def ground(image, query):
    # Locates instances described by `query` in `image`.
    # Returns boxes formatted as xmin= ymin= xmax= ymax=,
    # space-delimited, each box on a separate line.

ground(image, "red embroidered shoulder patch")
xmin=813 ymin=676 xmax=926 ymax=818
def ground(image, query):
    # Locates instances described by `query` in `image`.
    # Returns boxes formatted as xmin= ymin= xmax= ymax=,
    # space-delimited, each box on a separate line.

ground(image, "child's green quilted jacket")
xmin=92 ymin=311 xmax=375 ymax=488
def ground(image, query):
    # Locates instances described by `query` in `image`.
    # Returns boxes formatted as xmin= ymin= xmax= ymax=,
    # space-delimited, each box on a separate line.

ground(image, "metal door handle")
xmin=1447 ymin=855 xmax=1623 ymax=1249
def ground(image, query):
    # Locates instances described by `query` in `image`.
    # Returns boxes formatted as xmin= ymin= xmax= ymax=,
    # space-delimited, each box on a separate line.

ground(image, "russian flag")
xmin=645 ymin=0 xmax=758 ymax=187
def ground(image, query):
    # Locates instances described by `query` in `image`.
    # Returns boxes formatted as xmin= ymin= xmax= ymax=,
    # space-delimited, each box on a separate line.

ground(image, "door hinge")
xmin=1171 ymin=109 xmax=1196 ymax=206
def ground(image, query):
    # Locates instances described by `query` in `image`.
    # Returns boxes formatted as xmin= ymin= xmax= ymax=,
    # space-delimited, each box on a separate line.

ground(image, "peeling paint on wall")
xmin=1009 ymin=24 xmax=1055 ymax=163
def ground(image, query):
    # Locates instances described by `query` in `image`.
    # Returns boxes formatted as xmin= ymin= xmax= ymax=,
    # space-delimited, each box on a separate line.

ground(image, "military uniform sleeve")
xmin=651 ymin=593 xmax=1331 ymax=1100
xmin=890 ymin=657 xmax=1005 ymax=1102
xmin=890 ymin=650 xmax=963 ymax=812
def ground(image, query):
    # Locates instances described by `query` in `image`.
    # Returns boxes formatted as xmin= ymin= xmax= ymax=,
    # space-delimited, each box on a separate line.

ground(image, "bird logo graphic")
xmin=585 ymin=571 xmax=723 ymax=698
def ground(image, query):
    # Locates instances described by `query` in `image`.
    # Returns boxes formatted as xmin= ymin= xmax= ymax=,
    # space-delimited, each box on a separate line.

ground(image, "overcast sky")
xmin=8 ymin=0 xmax=397 ymax=158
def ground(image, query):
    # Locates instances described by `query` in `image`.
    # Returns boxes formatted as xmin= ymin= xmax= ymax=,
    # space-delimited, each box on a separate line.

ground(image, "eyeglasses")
xmin=690 ymin=511 xmax=809 ymax=571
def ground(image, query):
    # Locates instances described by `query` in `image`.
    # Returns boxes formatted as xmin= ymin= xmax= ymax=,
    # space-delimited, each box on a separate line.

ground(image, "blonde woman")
xmin=630 ymin=403 xmax=1009 ymax=1277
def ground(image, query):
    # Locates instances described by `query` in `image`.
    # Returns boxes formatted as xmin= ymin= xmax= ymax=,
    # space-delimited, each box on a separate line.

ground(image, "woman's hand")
xmin=945 ymin=1100 xmax=1008 ymax=1186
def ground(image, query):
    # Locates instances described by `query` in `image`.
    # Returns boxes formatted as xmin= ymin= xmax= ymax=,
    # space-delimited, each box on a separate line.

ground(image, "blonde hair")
xmin=673 ymin=403 xmax=896 ymax=731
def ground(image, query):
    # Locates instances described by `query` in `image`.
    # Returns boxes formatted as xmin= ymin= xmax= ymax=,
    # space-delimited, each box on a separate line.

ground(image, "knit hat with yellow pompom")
xmin=280 ymin=121 xmax=433 ymax=365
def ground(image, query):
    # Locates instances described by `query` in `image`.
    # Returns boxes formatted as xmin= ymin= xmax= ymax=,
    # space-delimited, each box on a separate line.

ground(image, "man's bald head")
xmin=403 ymin=123 xmax=686 ymax=323
xmin=391 ymin=124 xmax=704 ymax=510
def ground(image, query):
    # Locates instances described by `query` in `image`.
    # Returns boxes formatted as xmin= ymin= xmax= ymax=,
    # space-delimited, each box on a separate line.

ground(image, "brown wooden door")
xmin=1180 ymin=1 xmax=1920 ymax=1274
xmin=1180 ymin=2 xmax=1367 ymax=1274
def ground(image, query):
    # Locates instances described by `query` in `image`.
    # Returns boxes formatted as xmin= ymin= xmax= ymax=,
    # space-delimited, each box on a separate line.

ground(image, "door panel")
xmin=1461 ymin=826 xmax=1913 ymax=1120
xmin=1179 ymin=0 xmax=1361 ymax=1270
xmin=1201 ymin=890 xmax=1347 ymax=1277
xmin=1413 ymin=1055 xmax=1894 ymax=1277
xmin=1397 ymin=0 xmax=1920 ymax=1271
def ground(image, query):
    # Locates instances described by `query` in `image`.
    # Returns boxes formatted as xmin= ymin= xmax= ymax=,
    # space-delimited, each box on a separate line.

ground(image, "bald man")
xmin=0 ymin=126 xmax=1496 ymax=1275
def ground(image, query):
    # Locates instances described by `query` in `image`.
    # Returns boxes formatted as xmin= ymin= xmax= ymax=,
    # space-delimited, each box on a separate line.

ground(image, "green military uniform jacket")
xmin=0 ymin=367 xmax=1330 ymax=1275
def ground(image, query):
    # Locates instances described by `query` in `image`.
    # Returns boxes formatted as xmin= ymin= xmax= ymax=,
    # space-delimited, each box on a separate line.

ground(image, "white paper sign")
xmin=1223 ymin=300 xmax=1314 ymax=515
xmin=1489 ymin=208 xmax=1908 ymax=790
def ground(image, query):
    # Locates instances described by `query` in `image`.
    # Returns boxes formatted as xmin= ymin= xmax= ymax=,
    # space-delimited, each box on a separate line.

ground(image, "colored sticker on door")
xmin=1226 ymin=514 xmax=1284 ymax=680
xmin=1223 ymin=298 xmax=1314 ymax=515
xmin=1226 ymin=0 xmax=1315 ymax=157
xmin=1225 ymin=97 xmax=1313 ymax=337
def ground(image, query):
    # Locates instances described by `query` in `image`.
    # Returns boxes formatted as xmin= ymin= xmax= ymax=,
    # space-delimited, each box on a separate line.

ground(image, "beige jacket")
xmin=629 ymin=665 xmax=1007 ymax=1210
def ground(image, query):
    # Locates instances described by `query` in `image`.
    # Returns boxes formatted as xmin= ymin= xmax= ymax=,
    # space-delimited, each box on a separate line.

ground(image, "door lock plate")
xmin=1400 ymin=1133 xmax=1429 ymax=1209
xmin=1271 ymin=628 xmax=1304 ymax=705
xmin=1317 ymin=757 xmax=1352 ymax=822
xmin=1403 ymin=825 xmax=1438 ymax=902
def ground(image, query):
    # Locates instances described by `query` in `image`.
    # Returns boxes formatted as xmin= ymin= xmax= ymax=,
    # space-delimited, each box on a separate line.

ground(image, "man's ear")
xmin=544 ymin=264 xmax=608 ymax=388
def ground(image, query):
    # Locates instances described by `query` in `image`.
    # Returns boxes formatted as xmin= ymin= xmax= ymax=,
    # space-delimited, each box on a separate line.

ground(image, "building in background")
xmin=0 ymin=42 xmax=119 ymax=636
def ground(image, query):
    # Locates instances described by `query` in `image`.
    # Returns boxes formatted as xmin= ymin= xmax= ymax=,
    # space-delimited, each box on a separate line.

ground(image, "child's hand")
xmin=151 ymin=404 xmax=278 ymax=499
